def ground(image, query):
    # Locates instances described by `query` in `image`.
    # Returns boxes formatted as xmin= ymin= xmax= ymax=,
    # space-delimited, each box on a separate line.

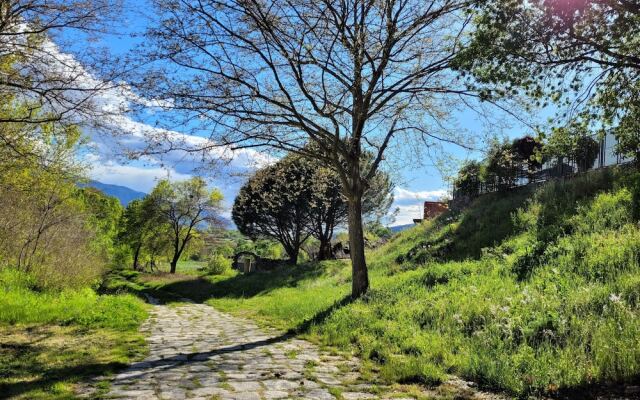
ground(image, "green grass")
xmin=0 ymin=269 xmax=147 ymax=329
xmin=154 ymin=259 xmax=208 ymax=275
xmin=0 ymin=268 xmax=149 ymax=399
xmin=133 ymin=167 xmax=640 ymax=398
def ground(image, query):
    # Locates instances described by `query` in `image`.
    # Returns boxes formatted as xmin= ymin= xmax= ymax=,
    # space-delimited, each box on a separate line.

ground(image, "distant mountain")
xmin=84 ymin=181 xmax=147 ymax=206
xmin=389 ymin=223 xmax=414 ymax=233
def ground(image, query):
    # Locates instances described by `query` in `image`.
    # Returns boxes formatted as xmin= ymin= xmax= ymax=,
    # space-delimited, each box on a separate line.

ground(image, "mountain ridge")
xmin=83 ymin=181 xmax=147 ymax=206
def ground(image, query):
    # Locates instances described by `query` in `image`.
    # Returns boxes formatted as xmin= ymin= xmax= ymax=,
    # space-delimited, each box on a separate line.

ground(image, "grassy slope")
xmin=0 ymin=269 xmax=148 ymax=399
xmin=145 ymin=167 xmax=640 ymax=398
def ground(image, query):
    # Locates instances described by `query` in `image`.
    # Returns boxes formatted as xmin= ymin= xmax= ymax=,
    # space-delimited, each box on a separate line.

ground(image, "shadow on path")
xmin=292 ymin=295 xmax=354 ymax=334
xmin=147 ymin=262 xmax=330 ymax=304
xmin=0 ymin=360 xmax=127 ymax=399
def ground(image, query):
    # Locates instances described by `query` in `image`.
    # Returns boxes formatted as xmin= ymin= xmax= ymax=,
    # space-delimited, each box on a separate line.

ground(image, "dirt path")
xmin=91 ymin=301 xmax=506 ymax=400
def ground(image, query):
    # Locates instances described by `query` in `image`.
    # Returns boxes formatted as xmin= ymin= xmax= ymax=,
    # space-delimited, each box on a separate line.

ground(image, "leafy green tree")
xmin=453 ymin=161 xmax=483 ymax=198
xmin=234 ymin=153 xmax=394 ymax=262
xmin=118 ymin=198 xmax=160 ymax=270
xmin=544 ymin=125 xmax=600 ymax=173
xmin=142 ymin=223 xmax=172 ymax=271
xmin=78 ymin=187 xmax=124 ymax=264
xmin=232 ymin=157 xmax=314 ymax=264
xmin=148 ymin=178 xmax=224 ymax=274
xmin=484 ymin=140 xmax=519 ymax=191
xmin=458 ymin=0 xmax=640 ymax=159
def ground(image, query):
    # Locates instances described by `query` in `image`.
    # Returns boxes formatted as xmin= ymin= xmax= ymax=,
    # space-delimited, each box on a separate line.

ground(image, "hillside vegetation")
xmin=189 ymin=167 xmax=640 ymax=398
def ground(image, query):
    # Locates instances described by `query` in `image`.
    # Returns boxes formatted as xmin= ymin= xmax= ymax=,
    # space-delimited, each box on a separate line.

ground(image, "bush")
xmin=207 ymin=254 xmax=232 ymax=275
xmin=453 ymin=161 xmax=483 ymax=197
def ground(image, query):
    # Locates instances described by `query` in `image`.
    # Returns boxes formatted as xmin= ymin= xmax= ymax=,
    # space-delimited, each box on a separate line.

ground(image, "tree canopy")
xmin=143 ymin=0 xmax=479 ymax=297
xmin=233 ymin=152 xmax=394 ymax=263
xmin=233 ymin=157 xmax=314 ymax=264
xmin=457 ymin=0 xmax=640 ymax=153
xmin=148 ymin=178 xmax=224 ymax=273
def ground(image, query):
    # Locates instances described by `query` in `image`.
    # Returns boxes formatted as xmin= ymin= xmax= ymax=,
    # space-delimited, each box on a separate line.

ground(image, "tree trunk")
xmin=347 ymin=194 xmax=368 ymax=298
xmin=317 ymin=237 xmax=333 ymax=260
xmin=133 ymin=242 xmax=142 ymax=270
xmin=170 ymin=252 xmax=179 ymax=274
xmin=285 ymin=245 xmax=299 ymax=265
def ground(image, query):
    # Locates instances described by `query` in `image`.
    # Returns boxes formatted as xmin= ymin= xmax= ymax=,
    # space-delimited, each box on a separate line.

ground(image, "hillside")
xmin=84 ymin=181 xmax=147 ymax=206
xmin=138 ymin=166 xmax=640 ymax=398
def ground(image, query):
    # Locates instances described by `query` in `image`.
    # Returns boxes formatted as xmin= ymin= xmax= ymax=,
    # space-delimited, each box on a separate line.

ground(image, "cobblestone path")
xmin=101 ymin=302 xmax=392 ymax=399
xmin=94 ymin=302 xmax=505 ymax=400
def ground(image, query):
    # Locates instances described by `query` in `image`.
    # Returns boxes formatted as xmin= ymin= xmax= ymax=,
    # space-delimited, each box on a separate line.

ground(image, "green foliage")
xmin=202 ymin=166 xmax=640 ymax=397
xmin=364 ymin=221 xmax=392 ymax=241
xmin=254 ymin=239 xmax=285 ymax=259
xmin=233 ymin=152 xmax=394 ymax=262
xmin=0 ymin=268 xmax=147 ymax=329
xmin=78 ymin=186 xmax=125 ymax=265
xmin=211 ymin=242 xmax=235 ymax=258
xmin=207 ymin=254 xmax=232 ymax=275
xmin=147 ymin=177 xmax=224 ymax=273
xmin=458 ymin=0 xmax=640 ymax=163
xmin=117 ymin=197 xmax=172 ymax=270
xmin=233 ymin=156 xmax=315 ymax=263
xmin=544 ymin=125 xmax=600 ymax=172
xmin=453 ymin=160 xmax=483 ymax=197
xmin=453 ymin=136 xmax=543 ymax=198
xmin=484 ymin=139 xmax=519 ymax=190
xmin=0 ymin=101 xmax=112 ymax=289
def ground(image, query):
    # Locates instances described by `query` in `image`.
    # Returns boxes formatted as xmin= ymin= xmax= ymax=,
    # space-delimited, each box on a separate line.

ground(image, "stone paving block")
xmin=94 ymin=299 xmax=507 ymax=400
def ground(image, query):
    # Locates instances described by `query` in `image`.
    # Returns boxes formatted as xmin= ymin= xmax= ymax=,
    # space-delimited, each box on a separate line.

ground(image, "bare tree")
xmin=0 ymin=0 xmax=124 ymax=127
xmin=142 ymin=0 xmax=477 ymax=297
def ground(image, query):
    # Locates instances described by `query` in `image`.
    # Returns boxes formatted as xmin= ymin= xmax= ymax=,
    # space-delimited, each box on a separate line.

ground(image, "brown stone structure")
xmin=423 ymin=201 xmax=448 ymax=220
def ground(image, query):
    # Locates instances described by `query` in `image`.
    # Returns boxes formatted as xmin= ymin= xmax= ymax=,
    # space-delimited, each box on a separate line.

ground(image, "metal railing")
xmin=452 ymin=132 xmax=633 ymax=200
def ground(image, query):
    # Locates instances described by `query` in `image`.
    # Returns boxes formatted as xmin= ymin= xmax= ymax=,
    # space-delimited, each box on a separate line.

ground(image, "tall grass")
xmin=204 ymin=167 xmax=640 ymax=397
xmin=0 ymin=268 xmax=147 ymax=329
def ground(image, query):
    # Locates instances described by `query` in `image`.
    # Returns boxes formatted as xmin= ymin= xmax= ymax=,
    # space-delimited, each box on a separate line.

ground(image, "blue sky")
xmin=62 ymin=0 xmax=551 ymax=225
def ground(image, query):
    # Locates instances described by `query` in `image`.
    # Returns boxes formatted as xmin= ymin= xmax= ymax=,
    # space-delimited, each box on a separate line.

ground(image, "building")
xmin=424 ymin=201 xmax=448 ymax=219
xmin=414 ymin=201 xmax=449 ymax=223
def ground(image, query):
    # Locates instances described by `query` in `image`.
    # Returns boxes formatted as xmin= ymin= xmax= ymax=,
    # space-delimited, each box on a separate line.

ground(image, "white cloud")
xmin=31 ymin=36 xmax=273 ymax=188
xmin=393 ymin=204 xmax=425 ymax=226
xmin=389 ymin=187 xmax=449 ymax=226
xmin=89 ymin=161 xmax=192 ymax=193
xmin=393 ymin=187 xmax=448 ymax=204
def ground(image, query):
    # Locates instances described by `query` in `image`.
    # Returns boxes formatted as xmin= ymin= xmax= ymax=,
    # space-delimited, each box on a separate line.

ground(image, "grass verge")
xmin=128 ymin=167 xmax=640 ymax=398
xmin=0 ymin=268 xmax=149 ymax=399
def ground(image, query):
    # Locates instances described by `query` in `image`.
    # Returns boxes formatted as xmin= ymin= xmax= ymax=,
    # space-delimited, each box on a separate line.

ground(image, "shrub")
xmin=453 ymin=161 xmax=483 ymax=198
xmin=574 ymin=135 xmax=600 ymax=172
xmin=207 ymin=254 xmax=232 ymax=275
